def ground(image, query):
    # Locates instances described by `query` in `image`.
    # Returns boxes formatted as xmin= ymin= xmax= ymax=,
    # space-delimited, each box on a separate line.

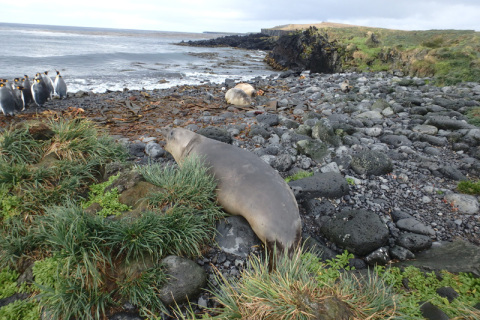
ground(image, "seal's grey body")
xmin=165 ymin=128 xmax=301 ymax=255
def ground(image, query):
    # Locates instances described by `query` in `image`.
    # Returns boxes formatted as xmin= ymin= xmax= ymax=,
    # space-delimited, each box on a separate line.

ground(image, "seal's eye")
xmin=170 ymin=131 xmax=174 ymax=137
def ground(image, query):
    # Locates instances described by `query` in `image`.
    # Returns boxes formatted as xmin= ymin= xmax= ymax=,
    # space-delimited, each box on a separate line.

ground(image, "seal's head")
xmin=163 ymin=127 xmax=197 ymax=162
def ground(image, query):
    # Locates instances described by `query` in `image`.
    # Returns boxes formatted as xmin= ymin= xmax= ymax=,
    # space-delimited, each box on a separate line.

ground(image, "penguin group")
xmin=0 ymin=71 xmax=67 ymax=116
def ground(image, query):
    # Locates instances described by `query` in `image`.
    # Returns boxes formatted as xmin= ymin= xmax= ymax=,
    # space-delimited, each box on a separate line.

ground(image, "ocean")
xmin=0 ymin=23 xmax=275 ymax=93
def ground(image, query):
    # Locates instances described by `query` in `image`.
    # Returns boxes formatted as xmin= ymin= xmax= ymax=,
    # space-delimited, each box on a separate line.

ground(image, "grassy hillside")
xmin=266 ymin=24 xmax=480 ymax=85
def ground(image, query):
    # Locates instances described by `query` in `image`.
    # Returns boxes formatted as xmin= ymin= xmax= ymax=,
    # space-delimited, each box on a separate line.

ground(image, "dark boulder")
xmin=265 ymin=27 xmax=341 ymax=73
xmin=318 ymin=209 xmax=389 ymax=256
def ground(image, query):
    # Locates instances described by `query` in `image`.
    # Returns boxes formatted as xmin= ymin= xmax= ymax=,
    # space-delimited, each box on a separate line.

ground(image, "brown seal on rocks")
xmin=164 ymin=127 xmax=302 ymax=257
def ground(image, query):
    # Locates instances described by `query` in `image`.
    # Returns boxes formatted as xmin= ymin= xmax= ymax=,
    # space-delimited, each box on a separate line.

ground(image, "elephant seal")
xmin=225 ymin=88 xmax=251 ymax=106
xmin=234 ymin=83 xmax=256 ymax=97
xmin=164 ymin=127 xmax=302 ymax=258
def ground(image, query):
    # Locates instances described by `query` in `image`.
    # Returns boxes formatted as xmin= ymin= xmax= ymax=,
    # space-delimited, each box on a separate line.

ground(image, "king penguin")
xmin=13 ymin=85 xmax=26 ymax=112
xmin=31 ymin=78 xmax=49 ymax=107
xmin=54 ymin=71 xmax=67 ymax=99
xmin=0 ymin=83 xmax=16 ymax=116
xmin=42 ymin=71 xmax=55 ymax=99
xmin=22 ymin=75 xmax=33 ymax=106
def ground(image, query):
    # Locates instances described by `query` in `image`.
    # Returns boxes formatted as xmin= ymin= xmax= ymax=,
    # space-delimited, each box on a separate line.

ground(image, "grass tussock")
xmin=175 ymin=249 xmax=479 ymax=320
xmin=0 ymin=118 xmax=128 ymax=219
xmin=457 ymin=179 xmax=480 ymax=195
xmin=137 ymin=156 xmax=224 ymax=225
xmin=0 ymin=130 xmax=224 ymax=319
xmin=204 ymin=250 xmax=398 ymax=320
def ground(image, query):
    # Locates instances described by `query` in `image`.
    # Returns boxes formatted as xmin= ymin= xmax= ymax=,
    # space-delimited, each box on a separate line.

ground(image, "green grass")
xmin=0 ymin=267 xmax=40 ymax=319
xmin=0 ymin=267 xmax=19 ymax=299
xmin=466 ymin=106 xmax=480 ymax=127
xmin=376 ymin=265 xmax=480 ymax=319
xmin=176 ymin=248 xmax=480 ymax=320
xmin=284 ymin=170 xmax=313 ymax=183
xmin=306 ymin=26 xmax=480 ymax=85
xmin=201 ymin=250 xmax=398 ymax=320
xmin=0 ymin=132 xmax=224 ymax=319
xmin=0 ymin=299 xmax=40 ymax=320
xmin=82 ymin=173 xmax=131 ymax=217
xmin=115 ymin=264 xmax=169 ymax=317
xmin=457 ymin=179 xmax=480 ymax=195
xmin=0 ymin=118 xmax=128 ymax=218
xmin=137 ymin=156 xmax=224 ymax=226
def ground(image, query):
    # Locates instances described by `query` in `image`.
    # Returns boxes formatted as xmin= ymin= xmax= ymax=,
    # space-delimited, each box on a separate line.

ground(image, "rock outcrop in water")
xmin=179 ymin=33 xmax=277 ymax=50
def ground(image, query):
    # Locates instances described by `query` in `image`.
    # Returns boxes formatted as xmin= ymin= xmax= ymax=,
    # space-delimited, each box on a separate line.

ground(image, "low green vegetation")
xmin=376 ymin=265 xmax=480 ymax=319
xmin=0 ymin=118 xmax=128 ymax=218
xmin=0 ymin=299 xmax=40 ymax=320
xmin=457 ymin=179 xmax=480 ymax=195
xmin=178 ymin=250 xmax=479 ymax=319
xmin=284 ymin=170 xmax=313 ymax=183
xmin=181 ymin=250 xmax=397 ymax=319
xmin=0 ymin=267 xmax=40 ymax=319
xmin=466 ymin=106 xmax=480 ymax=127
xmin=346 ymin=177 xmax=356 ymax=185
xmin=0 ymin=118 xmax=224 ymax=319
xmin=0 ymin=267 xmax=19 ymax=299
xmin=82 ymin=173 xmax=131 ymax=217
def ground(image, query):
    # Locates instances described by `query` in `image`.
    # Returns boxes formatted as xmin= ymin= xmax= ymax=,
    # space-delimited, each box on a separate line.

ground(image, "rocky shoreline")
xmin=1 ymin=70 xmax=480 ymax=319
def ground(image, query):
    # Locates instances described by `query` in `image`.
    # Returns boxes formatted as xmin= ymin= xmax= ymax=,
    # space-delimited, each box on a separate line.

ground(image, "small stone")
xmin=365 ymin=247 xmax=390 ymax=265
xmin=436 ymin=287 xmax=459 ymax=303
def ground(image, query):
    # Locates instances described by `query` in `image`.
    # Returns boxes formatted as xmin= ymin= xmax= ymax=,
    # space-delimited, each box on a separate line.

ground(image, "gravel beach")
xmin=2 ymin=70 xmax=479 ymax=317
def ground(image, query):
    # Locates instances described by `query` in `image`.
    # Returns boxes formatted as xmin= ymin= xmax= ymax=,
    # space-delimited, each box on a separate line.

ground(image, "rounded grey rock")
xmin=288 ymin=172 xmax=349 ymax=200
xmin=256 ymin=113 xmax=279 ymax=127
xmin=350 ymin=150 xmax=393 ymax=176
xmin=389 ymin=245 xmax=415 ymax=261
xmin=319 ymin=209 xmax=389 ymax=256
xmin=396 ymin=233 xmax=432 ymax=252
xmin=396 ymin=218 xmax=436 ymax=236
xmin=158 ymin=255 xmax=207 ymax=306
xmin=197 ymin=126 xmax=232 ymax=144
xmin=444 ymin=193 xmax=479 ymax=214
xmin=145 ymin=142 xmax=165 ymax=159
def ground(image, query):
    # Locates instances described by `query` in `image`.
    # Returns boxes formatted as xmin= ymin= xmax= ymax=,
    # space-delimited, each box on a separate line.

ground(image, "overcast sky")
xmin=1 ymin=0 xmax=479 ymax=33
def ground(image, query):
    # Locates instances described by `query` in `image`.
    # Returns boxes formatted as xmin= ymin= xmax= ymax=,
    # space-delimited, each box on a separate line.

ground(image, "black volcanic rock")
xmin=265 ymin=27 xmax=341 ymax=73
xmin=179 ymin=33 xmax=277 ymax=50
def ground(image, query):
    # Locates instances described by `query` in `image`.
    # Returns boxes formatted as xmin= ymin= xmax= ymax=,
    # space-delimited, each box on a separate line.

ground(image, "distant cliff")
xmin=264 ymin=27 xmax=341 ymax=73
xmin=183 ymin=24 xmax=480 ymax=85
